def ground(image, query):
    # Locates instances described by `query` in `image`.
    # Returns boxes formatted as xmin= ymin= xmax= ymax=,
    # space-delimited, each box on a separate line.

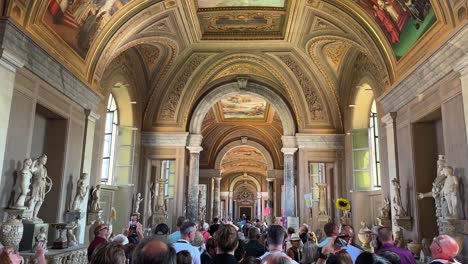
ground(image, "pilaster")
xmin=382 ymin=112 xmax=400 ymax=233
xmin=282 ymin=147 xmax=297 ymax=217
xmin=455 ymin=59 xmax=468 ymax=146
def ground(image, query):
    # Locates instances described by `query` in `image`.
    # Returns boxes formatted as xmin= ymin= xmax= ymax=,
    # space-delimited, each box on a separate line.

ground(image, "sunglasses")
xmin=433 ymin=237 xmax=442 ymax=250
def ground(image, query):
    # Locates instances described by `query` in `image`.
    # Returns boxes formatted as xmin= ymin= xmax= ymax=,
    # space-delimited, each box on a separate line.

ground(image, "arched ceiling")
xmin=10 ymin=0 xmax=461 ymax=137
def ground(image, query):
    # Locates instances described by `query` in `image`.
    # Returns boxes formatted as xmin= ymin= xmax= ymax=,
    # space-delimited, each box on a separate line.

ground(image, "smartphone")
xmin=334 ymin=235 xmax=349 ymax=247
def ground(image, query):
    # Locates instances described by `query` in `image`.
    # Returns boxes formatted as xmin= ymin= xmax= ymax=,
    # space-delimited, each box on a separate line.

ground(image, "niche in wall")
xmin=412 ymin=108 xmax=444 ymax=239
xmin=31 ymin=104 xmax=67 ymax=223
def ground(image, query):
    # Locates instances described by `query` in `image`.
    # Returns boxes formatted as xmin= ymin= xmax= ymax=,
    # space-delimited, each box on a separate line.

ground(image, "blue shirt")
xmin=172 ymin=239 xmax=201 ymax=264
xmin=167 ymin=231 xmax=181 ymax=244
xmin=342 ymin=245 xmax=362 ymax=262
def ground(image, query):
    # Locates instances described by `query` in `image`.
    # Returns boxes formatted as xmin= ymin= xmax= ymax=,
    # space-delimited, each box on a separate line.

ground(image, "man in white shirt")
xmin=171 ymin=221 xmax=201 ymax=264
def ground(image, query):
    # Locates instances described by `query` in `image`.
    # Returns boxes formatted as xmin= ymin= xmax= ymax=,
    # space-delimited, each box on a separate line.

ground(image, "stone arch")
xmin=229 ymin=174 xmax=261 ymax=192
xmin=189 ymin=81 xmax=296 ymax=136
xmin=214 ymin=140 xmax=274 ymax=171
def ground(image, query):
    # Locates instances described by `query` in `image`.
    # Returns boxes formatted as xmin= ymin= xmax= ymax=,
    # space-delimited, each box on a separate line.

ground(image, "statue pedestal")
xmin=395 ymin=215 xmax=412 ymax=230
xmin=151 ymin=209 xmax=167 ymax=227
xmin=65 ymin=211 xmax=85 ymax=223
xmin=50 ymin=223 xmax=68 ymax=249
xmin=87 ymin=210 xmax=103 ymax=225
xmin=19 ymin=223 xmax=49 ymax=252
xmin=20 ymin=244 xmax=87 ymax=264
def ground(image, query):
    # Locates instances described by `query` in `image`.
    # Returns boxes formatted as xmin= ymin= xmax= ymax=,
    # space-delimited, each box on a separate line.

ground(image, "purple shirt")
xmin=376 ymin=243 xmax=417 ymax=264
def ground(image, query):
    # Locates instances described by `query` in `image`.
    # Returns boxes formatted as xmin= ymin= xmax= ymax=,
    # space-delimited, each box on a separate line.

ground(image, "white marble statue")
xmin=66 ymin=221 xmax=78 ymax=246
xmin=71 ymin=173 xmax=89 ymax=211
xmin=14 ymin=158 xmax=37 ymax=208
xmin=442 ymin=166 xmax=459 ymax=218
xmin=391 ymin=178 xmax=407 ymax=217
xmin=417 ymin=155 xmax=446 ymax=231
xmin=27 ymin=154 xmax=53 ymax=221
xmin=90 ymin=185 xmax=102 ymax=212
xmin=33 ymin=227 xmax=48 ymax=250
xmin=134 ymin=192 xmax=143 ymax=214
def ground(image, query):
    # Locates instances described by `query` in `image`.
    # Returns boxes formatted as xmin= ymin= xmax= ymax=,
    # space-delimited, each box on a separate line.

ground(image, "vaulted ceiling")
xmin=9 ymin=0 xmax=463 ymax=171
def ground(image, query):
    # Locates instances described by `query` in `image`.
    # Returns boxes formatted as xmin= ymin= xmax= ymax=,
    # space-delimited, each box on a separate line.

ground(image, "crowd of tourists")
xmin=0 ymin=215 xmax=462 ymax=264
xmin=82 ymin=215 xmax=461 ymax=264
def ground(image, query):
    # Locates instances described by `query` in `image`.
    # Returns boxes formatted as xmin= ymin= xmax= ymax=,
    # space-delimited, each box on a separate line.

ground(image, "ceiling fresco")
xmin=197 ymin=0 xmax=286 ymax=8
xmin=356 ymin=0 xmax=436 ymax=60
xmin=221 ymin=146 xmax=267 ymax=174
xmin=219 ymin=94 xmax=269 ymax=120
xmin=45 ymin=0 xmax=133 ymax=58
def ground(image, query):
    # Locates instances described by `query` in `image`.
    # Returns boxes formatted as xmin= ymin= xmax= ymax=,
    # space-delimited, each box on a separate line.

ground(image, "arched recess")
xmin=189 ymin=81 xmax=296 ymax=136
xmin=229 ymin=174 xmax=261 ymax=192
xmin=214 ymin=140 xmax=274 ymax=171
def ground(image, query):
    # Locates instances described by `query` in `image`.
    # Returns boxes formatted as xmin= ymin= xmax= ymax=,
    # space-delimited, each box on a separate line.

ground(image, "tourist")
xmin=212 ymin=224 xmax=239 ymax=264
xmin=300 ymin=241 xmax=318 ymax=264
xmin=375 ymin=227 xmax=416 ymax=264
xmin=133 ymin=238 xmax=176 ymax=264
xmin=299 ymin=224 xmax=312 ymax=244
xmin=286 ymin=233 xmax=302 ymax=262
xmin=430 ymin=235 xmax=461 ymax=263
xmin=244 ymin=227 xmax=266 ymax=258
xmin=177 ymin=250 xmax=193 ymax=264
xmin=90 ymin=242 xmax=126 ymax=264
xmin=172 ymin=222 xmax=201 ymax=264
xmin=200 ymin=223 xmax=211 ymax=243
xmin=154 ymin=223 xmax=171 ymax=241
xmin=88 ymin=224 xmax=109 ymax=261
xmin=168 ymin=216 xmax=187 ymax=244
xmin=209 ymin=217 xmax=221 ymax=236
xmin=201 ymin=237 xmax=216 ymax=264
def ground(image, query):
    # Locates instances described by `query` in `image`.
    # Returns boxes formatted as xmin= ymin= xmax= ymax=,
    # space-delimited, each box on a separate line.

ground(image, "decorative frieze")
xmin=295 ymin=134 xmax=344 ymax=149
xmin=141 ymin=132 xmax=189 ymax=146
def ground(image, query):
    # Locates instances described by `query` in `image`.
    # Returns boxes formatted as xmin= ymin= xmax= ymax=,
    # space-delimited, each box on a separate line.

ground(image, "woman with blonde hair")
xmin=301 ymin=241 xmax=318 ymax=264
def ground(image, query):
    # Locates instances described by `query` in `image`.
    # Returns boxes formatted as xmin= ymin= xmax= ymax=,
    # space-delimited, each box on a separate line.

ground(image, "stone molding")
xmin=141 ymin=132 xmax=188 ymax=146
xmin=0 ymin=20 xmax=100 ymax=111
xmin=281 ymin=147 xmax=298 ymax=155
xmin=295 ymin=133 xmax=344 ymax=149
xmin=187 ymin=134 xmax=203 ymax=147
xmin=281 ymin=135 xmax=297 ymax=148
xmin=380 ymin=24 xmax=468 ymax=113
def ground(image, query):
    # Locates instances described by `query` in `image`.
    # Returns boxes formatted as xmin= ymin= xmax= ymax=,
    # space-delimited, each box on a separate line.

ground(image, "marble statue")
xmin=90 ymin=185 xmax=102 ymax=212
xmin=376 ymin=197 xmax=391 ymax=226
xmin=27 ymin=154 xmax=53 ymax=221
xmin=442 ymin=166 xmax=459 ymax=218
xmin=391 ymin=178 xmax=407 ymax=216
xmin=34 ymin=227 xmax=48 ymax=250
xmin=13 ymin=158 xmax=37 ymax=208
xmin=134 ymin=192 xmax=143 ymax=214
xmin=66 ymin=221 xmax=78 ymax=246
xmin=71 ymin=173 xmax=89 ymax=211
xmin=417 ymin=155 xmax=446 ymax=231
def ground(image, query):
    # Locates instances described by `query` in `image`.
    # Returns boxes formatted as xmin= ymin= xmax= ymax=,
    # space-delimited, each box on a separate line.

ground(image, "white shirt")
xmin=171 ymin=239 xmax=201 ymax=264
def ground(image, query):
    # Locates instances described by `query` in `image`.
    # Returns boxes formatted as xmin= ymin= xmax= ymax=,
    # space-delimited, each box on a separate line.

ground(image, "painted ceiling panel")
xmin=220 ymin=94 xmax=268 ymax=120
xmin=197 ymin=0 xmax=285 ymax=8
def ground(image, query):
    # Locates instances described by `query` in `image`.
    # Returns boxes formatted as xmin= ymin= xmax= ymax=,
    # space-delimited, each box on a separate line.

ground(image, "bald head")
xmin=133 ymin=239 xmax=176 ymax=264
xmin=430 ymin=235 xmax=459 ymax=260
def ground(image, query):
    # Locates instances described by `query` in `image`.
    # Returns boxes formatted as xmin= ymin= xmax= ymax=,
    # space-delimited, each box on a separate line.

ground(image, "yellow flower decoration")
xmin=336 ymin=198 xmax=350 ymax=211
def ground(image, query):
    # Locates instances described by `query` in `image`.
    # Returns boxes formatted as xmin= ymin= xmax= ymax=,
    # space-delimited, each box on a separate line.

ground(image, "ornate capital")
xmin=381 ymin=112 xmax=397 ymax=126
xmin=187 ymin=146 xmax=203 ymax=153
xmin=281 ymin=147 xmax=298 ymax=155
xmin=187 ymin=134 xmax=203 ymax=147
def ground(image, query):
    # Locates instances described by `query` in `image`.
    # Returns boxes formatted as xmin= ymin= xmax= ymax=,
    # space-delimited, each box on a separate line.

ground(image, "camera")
xmin=130 ymin=224 xmax=137 ymax=230
xmin=334 ymin=235 xmax=349 ymax=247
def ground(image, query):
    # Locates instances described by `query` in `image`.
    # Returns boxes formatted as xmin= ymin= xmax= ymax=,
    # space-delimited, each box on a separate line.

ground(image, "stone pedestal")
xmin=395 ymin=215 xmax=412 ymax=230
xmin=50 ymin=223 xmax=68 ymax=249
xmin=65 ymin=211 xmax=85 ymax=223
xmin=21 ymin=245 xmax=87 ymax=264
xmin=19 ymin=223 xmax=49 ymax=251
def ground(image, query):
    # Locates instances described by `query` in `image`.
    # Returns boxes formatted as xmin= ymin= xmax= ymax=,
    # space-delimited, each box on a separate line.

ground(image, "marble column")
xmin=0 ymin=52 xmax=23 ymax=182
xmin=282 ymin=147 xmax=297 ymax=217
xmin=212 ymin=177 xmax=221 ymax=218
xmin=257 ymin=193 xmax=262 ymax=220
xmin=382 ymin=112 xmax=400 ymax=233
xmin=267 ymin=178 xmax=274 ymax=223
xmin=456 ymin=59 xmax=468 ymax=145
xmin=228 ymin=192 xmax=233 ymax=219
xmin=186 ymin=146 xmax=203 ymax=222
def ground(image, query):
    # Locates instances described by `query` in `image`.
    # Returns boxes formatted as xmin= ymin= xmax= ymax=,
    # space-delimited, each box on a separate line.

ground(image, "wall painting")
xmin=45 ymin=0 xmax=133 ymax=58
xmin=356 ymin=0 xmax=436 ymax=59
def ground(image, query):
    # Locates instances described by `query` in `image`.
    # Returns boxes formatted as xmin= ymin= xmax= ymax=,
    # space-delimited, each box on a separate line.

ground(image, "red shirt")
xmin=88 ymin=236 xmax=107 ymax=261
xmin=200 ymin=230 xmax=211 ymax=243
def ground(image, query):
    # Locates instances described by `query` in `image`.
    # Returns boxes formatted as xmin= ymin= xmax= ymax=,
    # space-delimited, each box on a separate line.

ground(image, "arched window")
xmin=369 ymin=100 xmax=381 ymax=188
xmin=101 ymin=94 xmax=118 ymax=183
